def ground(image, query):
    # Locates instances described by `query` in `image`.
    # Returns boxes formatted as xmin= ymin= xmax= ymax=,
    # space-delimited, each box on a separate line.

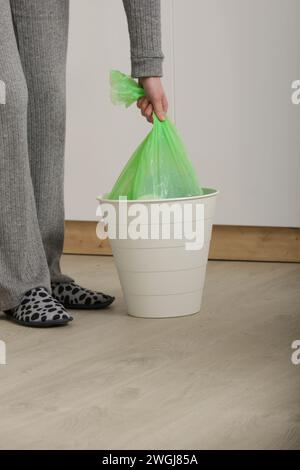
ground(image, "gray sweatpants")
xmin=0 ymin=0 xmax=72 ymax=311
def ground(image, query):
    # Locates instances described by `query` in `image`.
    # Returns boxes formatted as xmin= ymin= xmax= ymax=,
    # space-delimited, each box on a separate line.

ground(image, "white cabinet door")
xmin=173 ymin=0 xmax=300 ymax=226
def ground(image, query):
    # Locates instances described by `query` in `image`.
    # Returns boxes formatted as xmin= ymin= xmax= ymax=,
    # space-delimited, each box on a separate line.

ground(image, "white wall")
xmin=65 ymin=0 xmax=174 ymax=220
xmin=65 ymin=0 xmax=300 ymax=227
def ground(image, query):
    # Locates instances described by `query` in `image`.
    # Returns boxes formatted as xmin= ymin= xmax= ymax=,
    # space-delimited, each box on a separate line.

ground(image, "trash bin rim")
xmin=97 ymin=187 xmax=219 ymax=204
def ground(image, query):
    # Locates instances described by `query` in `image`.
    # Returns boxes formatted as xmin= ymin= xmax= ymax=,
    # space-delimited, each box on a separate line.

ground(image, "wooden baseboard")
xmin=64 ymin=221 xmax=300 ymax=262
xmin=208 ymin=225 xmax=299 ymax=262
xmin=64 ymin=221 xmax=112 ymax=256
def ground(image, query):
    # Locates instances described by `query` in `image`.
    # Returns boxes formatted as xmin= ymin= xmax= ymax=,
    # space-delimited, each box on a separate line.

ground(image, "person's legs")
xmin=0 ymin=0 xmax=112 ymax=319
xmin=0 ymin=0 xmax=51 ymax=310
xmin=10 ymin=0 xmax=72 ymax=283
xmin=9 ymin=0 xmax=114 ymax=311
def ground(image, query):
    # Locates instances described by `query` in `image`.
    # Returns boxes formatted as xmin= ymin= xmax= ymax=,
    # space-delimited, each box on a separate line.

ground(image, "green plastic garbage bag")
xmin=108 ymin=70 xmax=203 ymax=200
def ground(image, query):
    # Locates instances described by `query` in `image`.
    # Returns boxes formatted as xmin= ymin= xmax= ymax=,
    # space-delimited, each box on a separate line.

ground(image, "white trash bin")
xmin=97 ymin=188 xmax=218 ymax=318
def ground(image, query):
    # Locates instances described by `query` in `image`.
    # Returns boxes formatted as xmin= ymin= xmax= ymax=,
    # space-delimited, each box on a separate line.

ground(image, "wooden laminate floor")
xmin=0 ymin=255 xmax=299 ymax=450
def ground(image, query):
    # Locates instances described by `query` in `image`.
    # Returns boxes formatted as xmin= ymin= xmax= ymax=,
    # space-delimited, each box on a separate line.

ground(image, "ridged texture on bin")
xmin=122 ymin=0 xmax=164 ymax=77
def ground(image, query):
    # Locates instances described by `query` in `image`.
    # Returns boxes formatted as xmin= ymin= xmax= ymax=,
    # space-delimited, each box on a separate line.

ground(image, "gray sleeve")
xmin=122 ymin=0 xmax=164 ymax=78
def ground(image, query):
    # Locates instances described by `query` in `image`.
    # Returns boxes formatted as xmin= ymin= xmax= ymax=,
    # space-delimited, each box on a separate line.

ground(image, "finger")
xmin=153 ymin=100 xmax=165 ymax=121
xmin=144 ymin=103 xmax=154 ymax=123
xmin=162 ymin=95 xmax=169 ymax=114
xmin=141 ymin=99 xmax=150 ymax=115
xmin=137 ymin=97 xmax=147 ymax=109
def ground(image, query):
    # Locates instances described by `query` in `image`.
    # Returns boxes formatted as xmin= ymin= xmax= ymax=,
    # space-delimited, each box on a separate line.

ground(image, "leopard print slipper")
xmin=4 ymin=287 xmax=73 ymax=327
xmin=51 ymin=281 xmax=115 ymax=310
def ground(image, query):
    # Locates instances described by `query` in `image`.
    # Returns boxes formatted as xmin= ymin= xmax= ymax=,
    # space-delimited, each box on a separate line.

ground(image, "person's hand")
xmin=137 ymin=77 xmax=168 ymax=123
